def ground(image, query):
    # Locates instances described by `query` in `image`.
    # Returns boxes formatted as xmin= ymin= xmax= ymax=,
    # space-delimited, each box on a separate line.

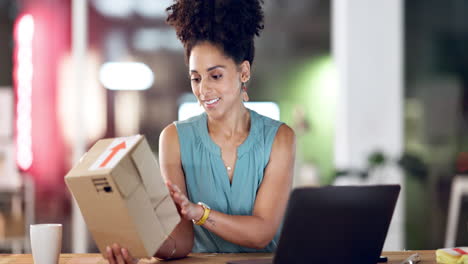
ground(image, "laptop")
xmin=227 ymin=185 xmax=400 ymax=264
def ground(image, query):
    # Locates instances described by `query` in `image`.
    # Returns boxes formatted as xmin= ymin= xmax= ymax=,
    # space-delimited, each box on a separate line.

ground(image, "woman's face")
xmin=189 ymin=41 xmax=250 ymax=119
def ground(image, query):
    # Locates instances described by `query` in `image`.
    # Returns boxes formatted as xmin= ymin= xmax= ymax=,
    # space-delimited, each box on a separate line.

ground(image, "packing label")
xmin=89 ymin=135 xmax=141 ymax=170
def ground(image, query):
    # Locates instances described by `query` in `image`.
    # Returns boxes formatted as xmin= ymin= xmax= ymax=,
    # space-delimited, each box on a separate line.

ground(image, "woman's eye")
xmin=212 ymin=74 xmax=222 ymax=80
xmin=191 ymin=77 xmax=200 ymax=82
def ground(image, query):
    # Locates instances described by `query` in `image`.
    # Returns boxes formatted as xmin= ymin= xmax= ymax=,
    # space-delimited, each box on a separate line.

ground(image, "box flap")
xmin=95 ymin=135 xmax=143 ymax=198
xmin=130 ymin=137 xmax=168 ymax=208
xmin=126 ymin=185 xmax=168 ymax=256
xmin=154 ymin=194 xmax=180 ymax=235
xmin=89 ymin=135 xmax=142 ymax=171
xmin=111 ymin=156 xmax=140 ymax=198
xmin=65 ymin=139 xmax=114 ymax=178
xmin=128 ymin=136 xmax=181 ymax=253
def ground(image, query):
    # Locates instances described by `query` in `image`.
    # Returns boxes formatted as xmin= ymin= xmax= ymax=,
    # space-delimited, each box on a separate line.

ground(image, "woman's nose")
xmin=199 ymin=80 xmax=212 ymax=98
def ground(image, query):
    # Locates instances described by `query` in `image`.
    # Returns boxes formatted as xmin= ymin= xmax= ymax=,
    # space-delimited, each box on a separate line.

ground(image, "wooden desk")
xmin=0 ymin=251 xmax=437 ymax=264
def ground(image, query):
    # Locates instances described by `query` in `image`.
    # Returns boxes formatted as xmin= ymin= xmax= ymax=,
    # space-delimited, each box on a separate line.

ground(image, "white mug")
xmin=30 ymin=224 xmax=62 ymax=264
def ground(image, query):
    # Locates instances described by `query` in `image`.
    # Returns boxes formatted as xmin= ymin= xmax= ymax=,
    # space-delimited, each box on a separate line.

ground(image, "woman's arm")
xmin=170 ymin=124 xmax=296 ymax=249
xmin=155 ymin=124 xmax=194 ymax=258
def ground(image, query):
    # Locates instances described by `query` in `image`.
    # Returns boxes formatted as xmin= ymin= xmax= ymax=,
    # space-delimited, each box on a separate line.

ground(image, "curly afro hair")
xmin=166 ymin=0 xmax=264 ymax=66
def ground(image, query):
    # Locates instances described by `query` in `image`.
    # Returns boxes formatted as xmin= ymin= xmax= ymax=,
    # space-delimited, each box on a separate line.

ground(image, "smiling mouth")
xmin=204 ymin=98 xmax=220 ymax=105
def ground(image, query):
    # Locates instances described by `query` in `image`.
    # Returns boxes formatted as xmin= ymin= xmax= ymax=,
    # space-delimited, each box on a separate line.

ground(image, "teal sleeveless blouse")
xmin=174 ymin=109 xmax=283 ymax=253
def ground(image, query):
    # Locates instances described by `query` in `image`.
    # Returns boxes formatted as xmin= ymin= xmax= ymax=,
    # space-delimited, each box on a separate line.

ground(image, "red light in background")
xmin=13 ymin=14 xmax=34 ymax=171
xmin=11 ymin=0 xmax=72 ymax=230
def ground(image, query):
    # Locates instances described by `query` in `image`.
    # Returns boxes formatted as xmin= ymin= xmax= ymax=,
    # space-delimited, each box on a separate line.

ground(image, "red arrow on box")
xmin=99 ymin=141 xmax=126 ymax=168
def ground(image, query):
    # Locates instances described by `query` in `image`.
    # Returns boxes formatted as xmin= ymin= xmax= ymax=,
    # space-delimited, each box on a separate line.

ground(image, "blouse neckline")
xmin=198 ymin=108 xmax=259 ymax=158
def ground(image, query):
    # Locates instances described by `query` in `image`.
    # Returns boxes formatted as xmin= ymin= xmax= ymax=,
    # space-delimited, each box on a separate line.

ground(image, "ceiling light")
xmin=99 ymin=62 xmax=154 ymax=90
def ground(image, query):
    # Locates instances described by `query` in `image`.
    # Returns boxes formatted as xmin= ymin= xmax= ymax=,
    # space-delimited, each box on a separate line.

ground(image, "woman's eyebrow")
xmin=207 ymin=65 xmax=226 ymax=72
xmin=190 ymin=65 xmax=226 ymax=74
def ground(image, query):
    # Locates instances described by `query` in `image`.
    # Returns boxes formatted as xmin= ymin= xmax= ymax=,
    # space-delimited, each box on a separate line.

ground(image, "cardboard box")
xmin=65 ymin=135 xmax=180 ymax=258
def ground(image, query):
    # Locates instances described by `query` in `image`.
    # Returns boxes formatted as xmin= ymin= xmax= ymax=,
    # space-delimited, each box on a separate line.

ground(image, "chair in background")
xmin=0 ymin=88 xmax=35 ymax=253
xmin=0 ymin=143 xmax=35 ymax=253
xmin=445 ymin=175 xmax=468 ymax=247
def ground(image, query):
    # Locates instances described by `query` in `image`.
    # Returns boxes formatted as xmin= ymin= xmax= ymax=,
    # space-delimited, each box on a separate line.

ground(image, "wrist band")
xmin=193 ymin=202 xmax=211 ymax=226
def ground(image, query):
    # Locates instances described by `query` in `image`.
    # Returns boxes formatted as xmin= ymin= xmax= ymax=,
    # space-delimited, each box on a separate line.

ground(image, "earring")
xmin=242 ymin=83 xmax=249 ymax=102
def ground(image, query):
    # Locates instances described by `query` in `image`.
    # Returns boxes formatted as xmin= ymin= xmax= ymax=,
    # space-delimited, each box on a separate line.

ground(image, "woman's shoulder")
xmin=163 ymin=112 xmax=205 ymax=146
xmin=275 ymin=123 xmax=295 ymax=144
xmin=174 ymin=112 xmax=206 ymax=127
xmin=250 ymin=110 xmax=295 ymax=146
xmin=160 ymin=123 xmax=178 ymax=146
xmin=252 ymin=110 xmax=281 ymax=126
xmin=172 ymin=113 xmax=205 ymax=135
xmin=251 ymin=110 xmax=285 ymax=137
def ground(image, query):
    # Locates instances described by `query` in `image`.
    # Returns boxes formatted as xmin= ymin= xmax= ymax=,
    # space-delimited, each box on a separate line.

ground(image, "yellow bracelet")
xmin=193 ymin=202 xmax=210 ymax=226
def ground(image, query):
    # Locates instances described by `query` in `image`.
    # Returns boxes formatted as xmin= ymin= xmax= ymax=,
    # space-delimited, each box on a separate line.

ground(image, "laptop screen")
xmin=273 ymin=185 xmax=400 ymax=264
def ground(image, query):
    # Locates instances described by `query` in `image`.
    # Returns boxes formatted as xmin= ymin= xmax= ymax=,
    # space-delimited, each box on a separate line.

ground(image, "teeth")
xmin=206 ymin=98 xmax=219 ymax=105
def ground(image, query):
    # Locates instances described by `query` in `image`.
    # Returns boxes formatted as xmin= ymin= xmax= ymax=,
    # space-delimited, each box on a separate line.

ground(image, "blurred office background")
xmin=0 ymin=0 xmax=467 ymax=254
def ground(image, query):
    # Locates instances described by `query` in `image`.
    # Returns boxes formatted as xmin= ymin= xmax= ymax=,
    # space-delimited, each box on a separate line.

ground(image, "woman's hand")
xmin=167 ymin=180 xmax=203 ymax=222
xmin=105 ymin=244 xmax=159 ymax=264
xmin=105 ymin=244 xmax=137 ymax=264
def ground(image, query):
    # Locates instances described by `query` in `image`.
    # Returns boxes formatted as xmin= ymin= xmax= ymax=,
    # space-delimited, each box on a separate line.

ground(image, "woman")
xmin=106 ymin=0 xmax=295 ymax=262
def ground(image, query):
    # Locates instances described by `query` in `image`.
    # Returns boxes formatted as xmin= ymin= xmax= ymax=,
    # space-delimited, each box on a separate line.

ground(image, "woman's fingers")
xmin=166 ymin=181 xmax=182 ymax=194
xmin=165 ymin=180 xmax=172 ymax=187
xmin=106 ymin=246 xmax=116 ymax=264
xmin=166 ymin=181 xmax=176 ymax=193
xmin=172 ymin=190 xmax=188 ymax=205
xmin=172 ymin=183 xmax=182 ymax=193
xmin=166 ymin=181 xmax=196 ymax=220
xmin=106 ymin=244 xmax=138 ymax=264
xmin=112 ymin=244 xmax=126 ymax=264
xmin=171 ymin=192 xmax=182 ymax=204
xmin=121 ymin=248 xmax=137 ymax=264
xmin=172 ymin=193 xmax=193 ymax=219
